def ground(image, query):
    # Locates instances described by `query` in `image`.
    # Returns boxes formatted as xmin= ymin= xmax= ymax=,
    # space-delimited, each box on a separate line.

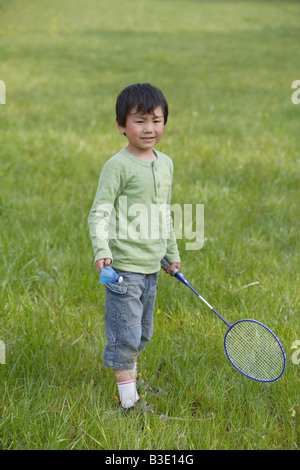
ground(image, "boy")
xmin=88 ymin=83 xmax=180 ymax=415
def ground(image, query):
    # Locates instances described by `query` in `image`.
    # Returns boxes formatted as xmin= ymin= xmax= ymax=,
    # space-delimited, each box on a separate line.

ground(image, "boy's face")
xmin=117 ymin=106 xmax=165 ymax=157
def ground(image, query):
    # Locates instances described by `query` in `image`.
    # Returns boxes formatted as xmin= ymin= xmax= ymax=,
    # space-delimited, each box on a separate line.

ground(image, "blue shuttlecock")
xmin=99 ymin=266 xmax=123 ymax=284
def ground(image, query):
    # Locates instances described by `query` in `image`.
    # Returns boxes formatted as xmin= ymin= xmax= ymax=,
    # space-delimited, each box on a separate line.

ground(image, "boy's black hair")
xmin=116 ymin=83 xmax=168 ymax=127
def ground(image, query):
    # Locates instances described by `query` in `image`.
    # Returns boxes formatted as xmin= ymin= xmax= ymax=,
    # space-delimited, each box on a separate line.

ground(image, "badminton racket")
xmin=161 ymin=258 xmax=286 ymax=382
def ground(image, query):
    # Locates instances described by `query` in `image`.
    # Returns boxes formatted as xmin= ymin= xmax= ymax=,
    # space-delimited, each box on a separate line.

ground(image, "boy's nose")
xmin=144 ymin=124 xmax=153 ymax=133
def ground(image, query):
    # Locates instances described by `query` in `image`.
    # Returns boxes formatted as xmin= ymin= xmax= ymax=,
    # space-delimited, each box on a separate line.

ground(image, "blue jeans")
xmin=103 ymin=269 xmax=158 ymax=370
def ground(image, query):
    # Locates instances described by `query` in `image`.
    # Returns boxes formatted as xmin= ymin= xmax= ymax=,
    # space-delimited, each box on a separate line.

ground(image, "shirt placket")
xmin=152 ymin=162 xmax=163 ymax=200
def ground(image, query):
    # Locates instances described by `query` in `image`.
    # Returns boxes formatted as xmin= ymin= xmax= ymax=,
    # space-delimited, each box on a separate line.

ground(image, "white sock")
xmin=117 ymin=379 xmax=139 ymax=408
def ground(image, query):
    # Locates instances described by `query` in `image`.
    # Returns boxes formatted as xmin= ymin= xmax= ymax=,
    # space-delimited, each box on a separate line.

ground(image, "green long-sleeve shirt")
xmin=88 ymin=147 xmax=180 ymax=274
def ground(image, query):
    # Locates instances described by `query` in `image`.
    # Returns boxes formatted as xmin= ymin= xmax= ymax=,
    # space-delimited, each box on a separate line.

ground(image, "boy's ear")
xmin=116 ymin=119 xmax=126 ymax=136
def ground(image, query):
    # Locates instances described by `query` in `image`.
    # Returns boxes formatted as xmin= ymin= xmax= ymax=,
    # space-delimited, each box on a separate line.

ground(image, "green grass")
xmin=0 ymin=0 xmax=299 ymax=450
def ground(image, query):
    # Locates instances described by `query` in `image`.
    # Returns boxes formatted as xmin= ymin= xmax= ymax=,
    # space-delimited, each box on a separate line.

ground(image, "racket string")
xmin=225 ymin=321 xmax=285 ymax=381
xmin=227 ymin=327 xmax=282 ymax=367
xmin=226 ymin=328 xmax=284 ymax=379
xmin=226 ymin=323 xmax=283 ymax=365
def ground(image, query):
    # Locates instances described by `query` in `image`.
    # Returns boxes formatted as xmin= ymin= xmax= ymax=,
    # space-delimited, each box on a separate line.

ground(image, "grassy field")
xmin=0 ymin=0 xmax=299 ymax=450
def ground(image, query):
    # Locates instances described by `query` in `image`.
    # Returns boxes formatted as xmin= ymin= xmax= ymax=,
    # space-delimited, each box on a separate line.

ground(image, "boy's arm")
xmin=88 ymin=160 xmax=123 ymax=266
xmin=164 ymin=161 xmax=181 ymax=267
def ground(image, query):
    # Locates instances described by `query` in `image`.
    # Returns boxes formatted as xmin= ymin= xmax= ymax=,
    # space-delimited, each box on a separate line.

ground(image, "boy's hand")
xmin=95 ymin=258 xmax=112 ymax=274
xmin=161 ymin=262 xmax=181 ymax=275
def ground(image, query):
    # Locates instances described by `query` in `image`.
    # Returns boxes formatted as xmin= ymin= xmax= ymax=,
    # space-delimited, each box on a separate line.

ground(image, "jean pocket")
xmin=105 ymin=282 xmax=128 ymax=321
xmin=113 ymin=270 xmax=140 ymax=294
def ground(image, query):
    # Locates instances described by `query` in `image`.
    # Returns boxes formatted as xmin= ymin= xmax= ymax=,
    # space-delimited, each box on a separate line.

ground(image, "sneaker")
xmin=116 ymin=396 xmax=165 ymax=418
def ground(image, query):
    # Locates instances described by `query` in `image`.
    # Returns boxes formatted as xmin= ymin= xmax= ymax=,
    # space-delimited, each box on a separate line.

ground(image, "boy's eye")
xmin=133 ymin=118 xmax=163 ymax=124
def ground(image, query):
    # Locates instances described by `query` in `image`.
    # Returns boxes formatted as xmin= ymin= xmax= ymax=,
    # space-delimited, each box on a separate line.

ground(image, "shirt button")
xmin=157 ymin=183 xmax=160 ymax=188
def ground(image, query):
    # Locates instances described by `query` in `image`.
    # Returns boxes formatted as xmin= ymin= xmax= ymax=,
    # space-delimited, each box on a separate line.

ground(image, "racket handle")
xmin=161 ymin=257 xmax=179 ymax=276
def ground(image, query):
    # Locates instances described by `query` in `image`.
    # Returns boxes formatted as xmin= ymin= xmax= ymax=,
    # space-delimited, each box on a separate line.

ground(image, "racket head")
xmin=224 ymin=319 xmax=286 ymax=382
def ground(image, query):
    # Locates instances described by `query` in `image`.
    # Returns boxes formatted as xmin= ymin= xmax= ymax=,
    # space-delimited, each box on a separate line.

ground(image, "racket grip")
xmin=161 ymin=257 xmax=179 ymax=276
